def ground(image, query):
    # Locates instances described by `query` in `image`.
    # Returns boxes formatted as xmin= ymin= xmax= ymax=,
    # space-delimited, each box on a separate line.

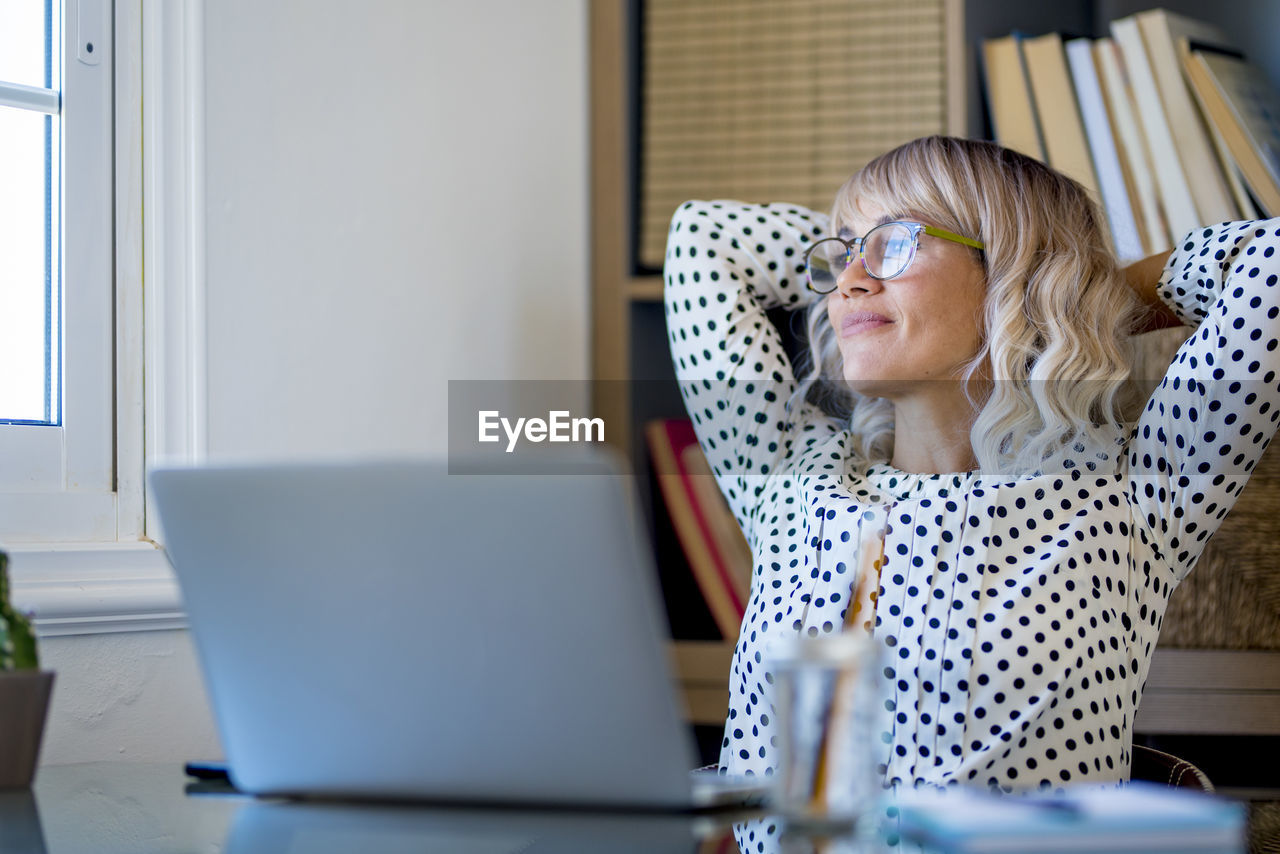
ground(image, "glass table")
xmin=17 ymin=763 xmax=1250 ymax=853
xmin=14 ymin=763 xmax=819 ymax=854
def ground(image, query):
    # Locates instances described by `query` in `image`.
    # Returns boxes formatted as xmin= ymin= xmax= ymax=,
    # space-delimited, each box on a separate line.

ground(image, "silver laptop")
xmin=150 ymin=449 xmax=761 ymax=810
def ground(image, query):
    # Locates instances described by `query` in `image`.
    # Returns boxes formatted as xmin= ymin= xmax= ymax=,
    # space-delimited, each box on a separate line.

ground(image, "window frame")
xmin=0 ymin=0 xmax=114 ymax=527
xmin=6 ymin=0 xmax=206 ymax=637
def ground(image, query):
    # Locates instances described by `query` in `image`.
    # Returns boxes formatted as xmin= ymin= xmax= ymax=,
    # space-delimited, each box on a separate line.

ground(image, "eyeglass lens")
xmin=805 ymin=223 xmax=917 ymax=292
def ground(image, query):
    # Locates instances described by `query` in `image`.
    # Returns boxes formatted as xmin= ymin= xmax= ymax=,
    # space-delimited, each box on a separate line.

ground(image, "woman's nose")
xmin=834 ymin=257 xmax=883 ymax=297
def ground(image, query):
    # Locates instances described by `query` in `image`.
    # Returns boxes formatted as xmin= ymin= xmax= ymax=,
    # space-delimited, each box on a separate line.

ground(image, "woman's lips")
xmin=841 ymin=311 xmax=892 ymax=335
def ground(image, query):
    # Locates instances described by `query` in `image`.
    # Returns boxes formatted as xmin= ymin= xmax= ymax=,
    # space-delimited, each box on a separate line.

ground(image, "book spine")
xmin=1136 ymin=10 xmax=1240 ymax=224
xmin=1023 ymin=33 xmax=1102 ymax=201
xmin=1184 ymin=50 xmax=1280 ymax=217
xmin=1112 ymin=15 xmax=1199 ymax=242
xmin=1066 ymin=37 xmax=1145 ymax=261
xmin=982 ymin=33 xmax=1046 ymax=161
xmin=1096 ymin=38 xmax=1166 ymax=253
xmin=1182 ymin=47 xmax=1262 ymax=220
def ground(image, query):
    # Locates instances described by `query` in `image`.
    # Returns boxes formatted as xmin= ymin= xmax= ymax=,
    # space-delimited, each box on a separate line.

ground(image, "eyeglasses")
xmin=802 ymin=221 xmax=984 ymax=293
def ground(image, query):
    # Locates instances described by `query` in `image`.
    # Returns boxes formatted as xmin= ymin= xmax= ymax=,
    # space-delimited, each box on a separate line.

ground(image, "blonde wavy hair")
xmin=792 ymin=136 xmax=1143 ymax=475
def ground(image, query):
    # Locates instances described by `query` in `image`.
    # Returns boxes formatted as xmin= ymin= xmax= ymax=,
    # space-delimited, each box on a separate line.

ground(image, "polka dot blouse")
xmin=663 ymin=200 xmax=1280 ymax=791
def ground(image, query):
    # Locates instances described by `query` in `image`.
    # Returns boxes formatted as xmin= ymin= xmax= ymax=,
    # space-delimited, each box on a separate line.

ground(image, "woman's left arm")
xmin=1128 ymin=219 xmax=1280 ymax=582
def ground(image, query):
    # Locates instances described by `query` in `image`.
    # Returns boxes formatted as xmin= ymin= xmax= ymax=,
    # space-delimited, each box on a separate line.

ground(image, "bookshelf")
xmin=588 ymin=0 xmax=1083 ymax=734
xmin=587 ymin=0 xmax=1280 ymax=776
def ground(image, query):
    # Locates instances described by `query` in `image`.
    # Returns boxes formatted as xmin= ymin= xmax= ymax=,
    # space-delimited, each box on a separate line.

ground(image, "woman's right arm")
xmin=663 ymin=200 xmax=841 ymax=534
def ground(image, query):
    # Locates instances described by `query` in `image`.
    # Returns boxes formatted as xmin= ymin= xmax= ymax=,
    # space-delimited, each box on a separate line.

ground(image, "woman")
xmin=663 ymin=136 xmax=1280 ymax=792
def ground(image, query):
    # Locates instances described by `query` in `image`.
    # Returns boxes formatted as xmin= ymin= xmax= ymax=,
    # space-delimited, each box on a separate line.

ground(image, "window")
xmin=0 ymin=0 xmax=61 ymax=425
xmin=1 ymin=0 xmax=203 ymax=636
xmin=0 ymin=0 xmax=116 ymax=542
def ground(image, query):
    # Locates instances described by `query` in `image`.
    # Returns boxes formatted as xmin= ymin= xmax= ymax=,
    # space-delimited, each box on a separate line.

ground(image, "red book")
xmin=645 ymin=419 xmax=752 ymax=639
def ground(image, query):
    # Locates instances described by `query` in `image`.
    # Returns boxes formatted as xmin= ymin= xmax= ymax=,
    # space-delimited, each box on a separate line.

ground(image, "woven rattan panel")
xmin=638 ymin=0 xmax=947 ymax=271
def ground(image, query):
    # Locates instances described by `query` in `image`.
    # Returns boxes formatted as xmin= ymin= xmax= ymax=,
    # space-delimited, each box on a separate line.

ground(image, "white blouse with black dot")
xmin=663 ymin=200 xmax=1280 ymax=792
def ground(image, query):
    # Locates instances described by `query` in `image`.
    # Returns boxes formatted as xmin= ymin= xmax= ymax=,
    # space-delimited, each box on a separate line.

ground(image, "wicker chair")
xmin=1131 ymin=744 xmax=1213 ymax=791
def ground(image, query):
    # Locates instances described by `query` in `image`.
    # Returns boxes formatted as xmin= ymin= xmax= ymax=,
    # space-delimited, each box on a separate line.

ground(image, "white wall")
xmin=202 ymin=0 xmax=590 ymax=461
xmin=39 ymin=631 xmax=221 ymax=764
xmin=40 ymin=0 xmax=588 ymax=766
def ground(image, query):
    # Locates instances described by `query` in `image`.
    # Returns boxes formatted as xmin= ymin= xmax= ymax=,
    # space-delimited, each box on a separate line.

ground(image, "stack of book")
xmin=982 ymin=8 xmax=1280 ymax=262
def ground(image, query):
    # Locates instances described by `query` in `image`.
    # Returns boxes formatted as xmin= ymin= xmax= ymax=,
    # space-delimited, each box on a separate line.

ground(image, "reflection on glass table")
xmin=26 ymin=763 xmax=1245 ymax=854
xmin=26 ymin=763 xmax=750 ymax=854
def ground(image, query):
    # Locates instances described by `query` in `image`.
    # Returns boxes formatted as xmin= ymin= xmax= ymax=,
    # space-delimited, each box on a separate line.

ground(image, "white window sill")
xmin=5 ymin=542 xmax=185 ymax=636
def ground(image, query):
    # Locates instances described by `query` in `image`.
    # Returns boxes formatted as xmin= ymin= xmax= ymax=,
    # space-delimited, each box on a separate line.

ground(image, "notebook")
xmin=894 ymin=781 xmax=1245 ymax=853
xmin=150 ymin=449 xmax=761 ymax=810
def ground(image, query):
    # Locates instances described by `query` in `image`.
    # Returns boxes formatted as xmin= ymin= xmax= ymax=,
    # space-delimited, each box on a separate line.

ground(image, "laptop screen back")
xmin=150 ymin=452 xmax=699 ymax=807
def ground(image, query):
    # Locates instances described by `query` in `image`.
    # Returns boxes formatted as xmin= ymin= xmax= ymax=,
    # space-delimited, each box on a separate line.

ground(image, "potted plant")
xmin=0 ymin=550 xmax=53 ymax=788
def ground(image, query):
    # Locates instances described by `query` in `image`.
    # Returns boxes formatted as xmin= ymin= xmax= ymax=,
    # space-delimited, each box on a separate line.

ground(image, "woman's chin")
xmin=841 ymin=372 xmax=955 ymax=400
xmin=841 ymin=375 xmax=905 ymax=400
